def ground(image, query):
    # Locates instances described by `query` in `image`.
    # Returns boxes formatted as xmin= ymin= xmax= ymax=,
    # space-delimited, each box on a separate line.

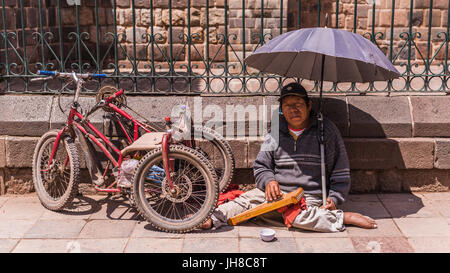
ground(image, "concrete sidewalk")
xmin=0 ymin=192 xmax=449 ymax=253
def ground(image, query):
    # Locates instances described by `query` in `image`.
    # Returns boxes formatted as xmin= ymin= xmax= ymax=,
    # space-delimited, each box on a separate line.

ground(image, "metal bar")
xmin=425 ymin=0 xmax=433 ymax=91
xmin=75 ymin=3 xmax=82 ymax=73
xmin=113 ymin=0 xmax=119 ymax=84
xmin=388 ymin=0 xmax=396 ymax=93
xmin=94 ymin=0 xmax=100 ymax=73
xmin=149 ymin=0 xmax=156 ymax=92
xmin=353 ymin=0 xmax=357 ymax=33
xmin=318 ymin=0 xmax=321 ymax=27
xmin=1 ymin=0 xmax=10 ymax=91
xmin=445 ymin=0 xmax=450 ymax=90
xmin=260 ymin=0 xmax=264 ymax=92
xmin=241 ymin=0 xmax=246 ymax=92
xmin=335 ymin=0 xmax=339 ymax=28
xmin=280 ymin=0 xmax=284 ymax=33
xmin=168 ymin=0 xmax=174 ymax=92
xmin=389 ymin=0 xmax=395 ymax=61
xmin=38 ymin=0 xmax=46 ymax=72
xmin=280 ymin=0 xmax=283 ymax=91
xmin=73 ymin=121 xmax=119 ymax=167
xmin=187 ymin=0 xmax=192 ymax=93
xmin=131 ymin=0 xmax=138 ymax=92
xmin=407 ymin=0 xmax=414 ymax=90
xmin=298 ymin=0 xmax=301 ymax=29
xmin=19 ymin=0 xmax=29 ymax=90
xmin=224 ymin=0 xmax=229 ymax=93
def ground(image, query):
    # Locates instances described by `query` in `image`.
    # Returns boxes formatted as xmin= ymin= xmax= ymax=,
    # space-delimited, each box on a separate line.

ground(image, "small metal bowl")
xmin=259 ymin=228 xmax=276 ymax=242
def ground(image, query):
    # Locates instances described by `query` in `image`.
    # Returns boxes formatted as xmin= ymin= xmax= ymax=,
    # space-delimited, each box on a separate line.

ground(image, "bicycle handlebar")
xmin=37 ymin=70 xmax=107 ymax=79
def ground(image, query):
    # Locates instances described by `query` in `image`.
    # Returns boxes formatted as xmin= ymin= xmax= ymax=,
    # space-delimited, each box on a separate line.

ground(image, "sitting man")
xmin=201 ymin=82 xmax=377 ymax=232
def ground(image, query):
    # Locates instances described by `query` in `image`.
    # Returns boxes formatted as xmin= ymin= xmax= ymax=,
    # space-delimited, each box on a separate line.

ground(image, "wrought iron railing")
xmin=0 ymin=0 xmax=449 ymax=94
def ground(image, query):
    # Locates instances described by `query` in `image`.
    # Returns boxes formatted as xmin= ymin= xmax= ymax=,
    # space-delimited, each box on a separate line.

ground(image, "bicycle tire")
xmin=32 ymin=130 xmax=80 ymax=211
xmin=132 ymin=145 xmax=219 ymax=233
xmin=192 ymin=125 xmax=235 ymax=193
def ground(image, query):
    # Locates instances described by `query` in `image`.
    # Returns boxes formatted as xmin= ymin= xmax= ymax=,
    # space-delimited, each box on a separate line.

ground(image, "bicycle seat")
xmin=121 ymin=132 xmax=166 ymax=155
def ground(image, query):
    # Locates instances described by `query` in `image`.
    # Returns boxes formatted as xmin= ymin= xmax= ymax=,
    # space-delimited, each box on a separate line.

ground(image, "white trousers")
xmin=211 ymin=188 xmax=346 ymax=233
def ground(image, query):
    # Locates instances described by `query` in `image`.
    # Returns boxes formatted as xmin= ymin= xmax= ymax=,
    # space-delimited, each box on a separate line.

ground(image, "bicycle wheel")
xmin=32 ymin=130 xmax=80 ymax=211
xmin=132 ymin=145 xmax=219 ymax=233
xmin=190 ymin=125 xmax=235 ymax=193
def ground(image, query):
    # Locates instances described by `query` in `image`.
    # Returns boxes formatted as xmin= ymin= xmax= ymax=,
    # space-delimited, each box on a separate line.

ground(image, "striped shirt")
xmin=253 ymin=111 xmax=351 ymax=205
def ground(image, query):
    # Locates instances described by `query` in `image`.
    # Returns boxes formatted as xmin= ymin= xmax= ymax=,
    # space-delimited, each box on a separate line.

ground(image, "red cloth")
xmin=277 ymin=197 xmax=307 ymax=228
xmin=218 ymin=184 xmax=244 ymax=206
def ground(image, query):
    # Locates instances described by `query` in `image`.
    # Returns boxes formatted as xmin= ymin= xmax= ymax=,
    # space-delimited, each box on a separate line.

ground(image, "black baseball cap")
xmin=278 ymin=82 xmax=309 ymax=103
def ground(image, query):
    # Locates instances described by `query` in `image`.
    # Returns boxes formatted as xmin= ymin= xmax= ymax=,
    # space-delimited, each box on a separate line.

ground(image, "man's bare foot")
xmin=199 ymin=218 xmax=213 ymax=230
xmin=344 ymin=212 xmax=377 ymax=229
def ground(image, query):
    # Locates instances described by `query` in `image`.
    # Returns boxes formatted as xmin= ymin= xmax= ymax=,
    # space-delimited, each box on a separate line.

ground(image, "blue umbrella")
xmin=245 ymin=18 xmax=400 ymax=207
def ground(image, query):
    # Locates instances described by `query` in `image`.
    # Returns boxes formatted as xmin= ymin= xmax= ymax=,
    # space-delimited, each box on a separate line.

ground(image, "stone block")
xmin=116 ymin=0 xmax=130 ymax=7
xmin=134 ymin=0 xmax=150 ymax=8
xmin=226 ymin=137 xmax=247 ymax=168
xmin=348 ymin=96 xmax=412 ymax=138
xmin=401 ymin=169 xmax=450 ymax=191
xmin=413 ymin=0 xmax=431 ymax=9
xmin=2 ymin=168 xmax=34 ymax=195
xmin=194 ymin=96 xmax=264 ymax=137
xmin=424 ymin=9 xmax=442 ymax=27
xmin=434 ymin=0 xmax=449 ymax=9
xmin=435 ymin=138 xmax=450 ymax=169
xmin=377 ymin=169 xmax=403 ymax=192
xmin=0 ymin=95 xmax=52 ymax=137
xmin=349 ymin=170 xmax=378 ymax=193
xmin=231 ymin=168 xmax=255 ymax=185
xmin=0 ymin=168 xmax=5 ymax=195
xmin=410 ymin=96 xmax=450 ymax=137
xmin=345 ymin=138 xmax=434 ymax=170
xmin=344 ymin=138 xmax=399 ymax=169
xmin=393 ymin=138 xmax=434 ymax=169
xmin=5 ymin=136 xmax=39 ymax=168
xmin=247 ymin=137 xmax=264 ymax=168
xmin=0 ymin=137 xmax=5 ymax=168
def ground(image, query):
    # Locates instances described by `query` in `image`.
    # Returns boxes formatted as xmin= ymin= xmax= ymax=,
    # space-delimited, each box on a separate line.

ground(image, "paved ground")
xmin=0 ymin=192 xmax=449 ymax=253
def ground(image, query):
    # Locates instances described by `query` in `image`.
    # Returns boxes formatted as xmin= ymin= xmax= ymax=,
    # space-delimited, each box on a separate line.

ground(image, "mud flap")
xmin=74 ymin=127 xmax=105 ymax=186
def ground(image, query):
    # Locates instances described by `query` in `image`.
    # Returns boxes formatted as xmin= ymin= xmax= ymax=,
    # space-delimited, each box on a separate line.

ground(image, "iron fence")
xmin=0 ymin=0 xmax=449 ymax=94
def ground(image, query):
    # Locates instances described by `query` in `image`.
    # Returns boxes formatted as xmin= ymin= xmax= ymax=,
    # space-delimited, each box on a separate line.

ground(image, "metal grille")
xmin=0 ymin=0 xmax=449 ymax=94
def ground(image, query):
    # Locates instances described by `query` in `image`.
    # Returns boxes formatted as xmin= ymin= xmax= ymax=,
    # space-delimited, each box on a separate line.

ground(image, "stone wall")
xmin=1 ymin=93 xmax=450 ymax=195
xmin=288 ymin=0 xmax=450 ymax=64
xmin=2 ymin=0 xmax=449 ymax=74
xmin=113 ymin=0 xmax=289 ymax=72
xmin=0 ymin=0 xmax=115 ymax=75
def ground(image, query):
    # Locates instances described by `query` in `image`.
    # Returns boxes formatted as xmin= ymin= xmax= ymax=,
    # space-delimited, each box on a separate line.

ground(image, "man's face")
xmin=281 ymin=95 xmax=312 ymax=129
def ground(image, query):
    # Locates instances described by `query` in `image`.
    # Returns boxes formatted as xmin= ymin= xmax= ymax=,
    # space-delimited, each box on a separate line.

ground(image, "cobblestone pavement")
xmin=0 ymin=192 xmax=449 ymax=253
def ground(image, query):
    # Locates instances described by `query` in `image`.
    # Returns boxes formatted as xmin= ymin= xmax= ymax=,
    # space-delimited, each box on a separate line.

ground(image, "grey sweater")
xmin=253 ymin=111 xmax=351 ymax=206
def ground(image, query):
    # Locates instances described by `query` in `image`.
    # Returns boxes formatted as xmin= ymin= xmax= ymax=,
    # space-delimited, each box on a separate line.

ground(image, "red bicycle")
xmin=31 ymin=70 xmax=232 ymax=233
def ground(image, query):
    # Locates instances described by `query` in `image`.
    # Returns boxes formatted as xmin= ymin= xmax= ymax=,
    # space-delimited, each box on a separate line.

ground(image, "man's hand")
xmin=321 ymin=197 xmax=337 ymax=211
xmin=265 ymin=180 xmax=282 ymax=202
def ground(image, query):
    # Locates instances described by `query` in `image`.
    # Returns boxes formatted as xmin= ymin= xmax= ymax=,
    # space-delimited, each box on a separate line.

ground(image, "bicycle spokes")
xmin=142 ymin=158 xmax=207 ymax=221
xmin=40 ymin=140 xmax=71 ymax=199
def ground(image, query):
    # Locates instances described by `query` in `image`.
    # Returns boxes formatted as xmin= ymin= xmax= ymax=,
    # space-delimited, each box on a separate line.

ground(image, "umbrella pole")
xmin=318 ymin=54 xmax=327 ymax=207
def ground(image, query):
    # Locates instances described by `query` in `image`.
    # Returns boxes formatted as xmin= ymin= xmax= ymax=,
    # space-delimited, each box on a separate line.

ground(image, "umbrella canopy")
xmin=245 ymin=27 xmax=400 ymax=83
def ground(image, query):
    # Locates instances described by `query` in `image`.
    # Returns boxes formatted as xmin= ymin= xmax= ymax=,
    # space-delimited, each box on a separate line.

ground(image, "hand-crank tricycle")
xmin=31 ymin=70 xmax=234 ymax=233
